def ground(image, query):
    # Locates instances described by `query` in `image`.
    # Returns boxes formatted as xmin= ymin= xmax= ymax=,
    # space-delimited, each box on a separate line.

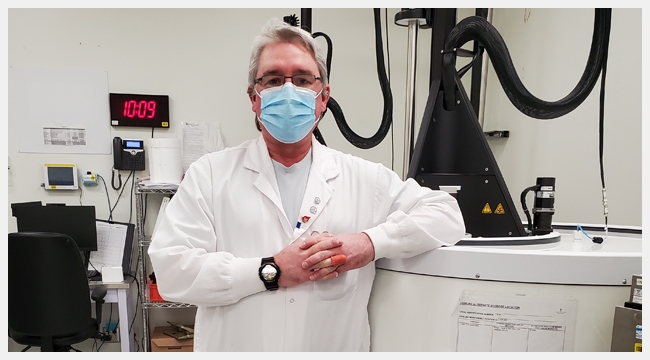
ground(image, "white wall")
xmin=7 ymin=7 xmax=642 ymax=352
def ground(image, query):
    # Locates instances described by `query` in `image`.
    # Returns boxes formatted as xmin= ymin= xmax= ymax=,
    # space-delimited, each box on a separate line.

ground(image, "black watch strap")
xmin=259 ymin=257 xmax=281 ymax=291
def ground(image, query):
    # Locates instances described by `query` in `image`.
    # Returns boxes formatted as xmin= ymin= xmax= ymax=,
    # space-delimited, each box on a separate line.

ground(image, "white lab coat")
xmin=148 ymin=135 xmax=465 ymax=351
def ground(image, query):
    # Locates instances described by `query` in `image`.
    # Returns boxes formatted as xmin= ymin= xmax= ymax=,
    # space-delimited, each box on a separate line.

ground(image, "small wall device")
xmin=43 ymin=163 xmax=78 ymax=190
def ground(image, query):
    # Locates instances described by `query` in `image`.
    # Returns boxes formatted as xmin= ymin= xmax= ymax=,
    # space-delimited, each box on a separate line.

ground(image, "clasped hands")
xmin=274 ymin=231 xmax=375 ymax=288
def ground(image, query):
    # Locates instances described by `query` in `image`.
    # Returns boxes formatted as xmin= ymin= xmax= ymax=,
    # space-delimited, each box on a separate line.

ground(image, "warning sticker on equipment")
xmin=482 ymin=203 xmax=492 ymax=214
xmin=495 ymin=203 xmax=505 ymax=214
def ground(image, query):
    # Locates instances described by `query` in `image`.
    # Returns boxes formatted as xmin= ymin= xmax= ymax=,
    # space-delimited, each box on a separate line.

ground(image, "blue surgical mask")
xmin=256 ymin=82 xmax=322 ymax=144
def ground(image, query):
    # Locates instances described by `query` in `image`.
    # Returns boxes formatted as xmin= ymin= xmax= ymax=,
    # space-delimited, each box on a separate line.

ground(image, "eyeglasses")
xmin=255 ymin=74 xmax=322 ymax=89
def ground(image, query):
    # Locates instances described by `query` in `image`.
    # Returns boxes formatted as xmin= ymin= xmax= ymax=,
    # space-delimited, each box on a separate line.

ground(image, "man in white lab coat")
xmin=148 ymin=18 xmax=465 ymax=351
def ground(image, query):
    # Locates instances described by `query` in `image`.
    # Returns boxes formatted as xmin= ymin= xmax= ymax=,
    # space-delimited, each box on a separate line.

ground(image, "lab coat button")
xmin=290 ymin=298 xmax=294 ymax=303
xmin=310 ymin=206 xmax=317 ymax=214
xmin=314 ymin=197 xmax=321 ymax=204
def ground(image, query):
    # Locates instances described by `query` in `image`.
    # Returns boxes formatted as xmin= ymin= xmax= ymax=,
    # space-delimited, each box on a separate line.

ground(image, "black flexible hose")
xmin=441 ymin=9 xmax=611 ymax=119
xmin=312 ymin=31 xmax=333 ymax=146
xmin=328 ymin=8 xmax=393 ymax=149
xmin=313 ymin=32 xmax=333 ymax=78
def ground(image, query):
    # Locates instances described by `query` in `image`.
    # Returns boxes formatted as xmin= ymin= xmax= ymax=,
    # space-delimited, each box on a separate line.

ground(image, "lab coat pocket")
xmin=313 ymin=270 xmax=359 ymax=301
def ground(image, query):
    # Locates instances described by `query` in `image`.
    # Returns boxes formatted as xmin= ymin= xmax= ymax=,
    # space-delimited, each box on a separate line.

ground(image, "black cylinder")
xmin=301 ymin=8 xmax=312 ymax=33
xmin=532 ymin=177 xmax=555 ymax=235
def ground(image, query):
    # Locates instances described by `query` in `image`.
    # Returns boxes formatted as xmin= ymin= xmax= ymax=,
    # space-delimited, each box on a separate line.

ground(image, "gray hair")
xmin=248 ymin=18 xmax=328 ymax=88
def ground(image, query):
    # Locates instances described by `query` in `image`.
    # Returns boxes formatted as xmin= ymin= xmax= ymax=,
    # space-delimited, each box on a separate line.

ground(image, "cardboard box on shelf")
xmin=150 ymin=326 xmax=194 ymax=352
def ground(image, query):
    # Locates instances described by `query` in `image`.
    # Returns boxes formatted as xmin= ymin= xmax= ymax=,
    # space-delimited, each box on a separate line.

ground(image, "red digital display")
xmin=123 ymin=100 xmax=157 ymax=119
xmin=110 ymin=93 xmax=169 ymax=128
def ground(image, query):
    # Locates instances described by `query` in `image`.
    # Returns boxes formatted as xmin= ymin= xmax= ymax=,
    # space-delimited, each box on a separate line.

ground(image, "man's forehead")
xmin=257 ymin=42 xmax=318 ymax=73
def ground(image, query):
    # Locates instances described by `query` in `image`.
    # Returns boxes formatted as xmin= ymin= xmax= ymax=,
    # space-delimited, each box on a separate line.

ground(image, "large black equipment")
xmin=408 ymin=8 xmax=610 ymax=238
xmin=408 ymin=75 xmax=527 ymax=238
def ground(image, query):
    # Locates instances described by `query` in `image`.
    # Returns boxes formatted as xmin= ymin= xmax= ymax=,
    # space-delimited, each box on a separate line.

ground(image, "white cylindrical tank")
xmin=368 ymin=226 xmax=641 ymax=352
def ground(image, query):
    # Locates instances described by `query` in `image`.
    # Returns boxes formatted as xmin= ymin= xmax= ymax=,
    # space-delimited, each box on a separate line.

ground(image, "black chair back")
xmin=8 ymin=232 xmax=101 ymax=351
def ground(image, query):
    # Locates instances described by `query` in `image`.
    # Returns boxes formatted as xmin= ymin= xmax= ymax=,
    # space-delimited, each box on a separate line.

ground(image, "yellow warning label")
xmin=162 ymin=122 xmax=169 ymax=127
xmin=495 ymin=203 xmax=505 ymax=214
xmin=482 ymin=203 xmax=492 ymax=214
xmin=634 ymin=343 xmax=642 ymax=352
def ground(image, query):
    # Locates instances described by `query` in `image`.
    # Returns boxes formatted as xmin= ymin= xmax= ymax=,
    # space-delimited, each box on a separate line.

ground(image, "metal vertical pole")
xmin=134 ymin=187 xmax=150 ymax=351
xmin=428 ymin=9 xmax=457 ymax=85
xmin=402 ymin=20 xmax=419 ymax=180
xmin=300 ymin=8 xmax=312 ymax=33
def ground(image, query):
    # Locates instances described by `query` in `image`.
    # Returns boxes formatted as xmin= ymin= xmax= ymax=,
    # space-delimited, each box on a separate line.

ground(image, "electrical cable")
xmin=142 ymin=194 xmax=148 ymax=227
xmin=111 ymin=168 xmax=122 ymax=191
xmin=97 ymin=174 xmax=113 ymax=221
xmin=519 ymin=185 xmax=538 ymax=233
xmin=597 ymin=32 xmax=610 ymax=239
xmin=87 ymin=260 xmax=99 ymax=274
xmin=576 ymin=224 xmax=605 ymax=244
xmin=129 ymin=172 xmax=136 ymax=223
xmin=114 ymin=320 xmax=119 ymax=338
xmin=125 ymin=273 xmax=141 ymax=335
xmin=110 ymin=170 xmax=134 ymax=216
xmin=107 ymin=303 xmax=114 ymax=334
xmin=95 ymin=303 xmax=111 ymax=351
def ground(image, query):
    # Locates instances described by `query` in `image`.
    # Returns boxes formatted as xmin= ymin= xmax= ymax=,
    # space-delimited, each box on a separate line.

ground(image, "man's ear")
xmin=323 ymin=85 xmax=331 ymax=101
xmin=248 ymin=86 xmax=259 ymax=113
xmin=318 ymin=85 xmax=331 ymax=119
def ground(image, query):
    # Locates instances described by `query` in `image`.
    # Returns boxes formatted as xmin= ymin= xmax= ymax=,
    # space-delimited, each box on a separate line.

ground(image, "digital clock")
xmin=109 ymin=93 xmax=170 ymax=128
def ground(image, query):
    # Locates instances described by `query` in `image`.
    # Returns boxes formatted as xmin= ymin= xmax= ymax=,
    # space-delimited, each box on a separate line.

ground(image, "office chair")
xmin=8 ymin=232 xmax=107 ymax=352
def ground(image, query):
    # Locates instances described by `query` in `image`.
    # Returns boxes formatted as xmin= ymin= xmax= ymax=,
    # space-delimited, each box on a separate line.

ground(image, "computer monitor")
xmin=12 ymin=203 xmax=98 ymax=251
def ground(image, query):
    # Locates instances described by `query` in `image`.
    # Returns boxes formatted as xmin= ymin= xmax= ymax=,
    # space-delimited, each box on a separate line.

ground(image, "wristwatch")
xmin=258 ymin=257 xmax=281 ymax=291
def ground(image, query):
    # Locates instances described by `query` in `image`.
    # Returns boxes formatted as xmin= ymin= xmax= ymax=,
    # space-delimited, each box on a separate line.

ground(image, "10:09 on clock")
xmin=109 ymin=93 xmax=170 ymax=128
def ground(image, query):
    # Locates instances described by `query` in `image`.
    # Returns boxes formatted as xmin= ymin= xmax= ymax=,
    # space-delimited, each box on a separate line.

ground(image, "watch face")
xmin=261 ymin=264 xmax=277 ymax=281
